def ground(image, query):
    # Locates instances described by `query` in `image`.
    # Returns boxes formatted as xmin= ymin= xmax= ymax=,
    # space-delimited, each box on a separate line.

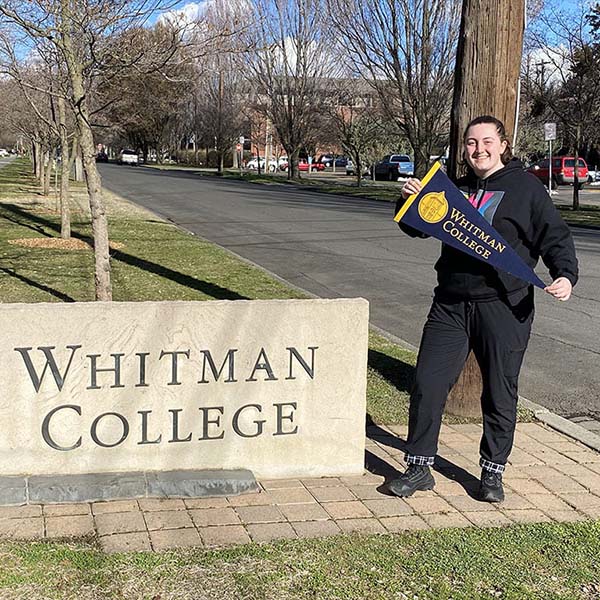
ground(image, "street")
xmin=100 ymin=164 xmax=600 ymax=419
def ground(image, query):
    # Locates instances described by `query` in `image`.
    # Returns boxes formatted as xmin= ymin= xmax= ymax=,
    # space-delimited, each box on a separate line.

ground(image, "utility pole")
xmin=448 ymin=0 xmax=526 ymax=180
xmin=217 ymin=69 xmax=224 ymax=175
xmin=446 ymin=0 xmax=526 ymax=418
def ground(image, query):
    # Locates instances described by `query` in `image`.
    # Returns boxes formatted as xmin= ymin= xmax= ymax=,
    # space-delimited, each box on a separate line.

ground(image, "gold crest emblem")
xmin=418 ymin=192 xmax=448 ymax=223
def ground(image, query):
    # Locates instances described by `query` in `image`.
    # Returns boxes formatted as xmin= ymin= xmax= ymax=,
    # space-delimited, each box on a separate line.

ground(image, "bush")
xmin=175 ymin=149 xmax=235 ymax=168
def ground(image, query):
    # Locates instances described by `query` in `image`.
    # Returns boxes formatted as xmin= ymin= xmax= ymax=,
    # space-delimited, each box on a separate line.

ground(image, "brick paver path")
xmin=1 ymin=423 xmax=599 ymax=553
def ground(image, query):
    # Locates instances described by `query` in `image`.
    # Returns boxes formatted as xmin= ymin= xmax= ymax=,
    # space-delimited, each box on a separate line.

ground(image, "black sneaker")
xmin=479 ymin=469 xmax=505 ymax=503
xmin=386 ymin=464 xmax=435 ymax=497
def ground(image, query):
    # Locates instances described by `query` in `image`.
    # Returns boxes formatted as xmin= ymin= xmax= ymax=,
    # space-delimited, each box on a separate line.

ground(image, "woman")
xmin=387 ymin=115 xmax=578 ymax=502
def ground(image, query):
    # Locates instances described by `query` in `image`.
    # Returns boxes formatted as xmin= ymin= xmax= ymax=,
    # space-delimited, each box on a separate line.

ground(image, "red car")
xmin=527 ymin=156 xmax=588 ymax=189
xmin=299 ymin=160 xmax=325 ymax=172
xmin=279 ymin=159 xmax=326 ymax=172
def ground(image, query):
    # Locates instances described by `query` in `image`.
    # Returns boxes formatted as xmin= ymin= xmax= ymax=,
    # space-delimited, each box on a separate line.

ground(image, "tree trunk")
xmin=218 ymin=150 xmax=224 ymax=175
xmin=59 ymin=0 xmax=112 ymax=301
xmin=58 ymin=96 xmax=71 ymax=239
xmin=77 ymin=112 xmax=112 ymax=301
xmin=74 ymin=150 xmax=84 ymax=182
xmin=573 ymin=123 xmax=581 ymax=211
xmin=289 ymin=148 xmax=300 ymax=179
xmin=42 ymin=151 xmax=51 ymax=196
xmin=446 ymin=0 xmax=526 ymax=418
xmin=32 ymin=140 xmax=40 ymax=178
xmin=448 ymin=0 xmax=525 ymax=180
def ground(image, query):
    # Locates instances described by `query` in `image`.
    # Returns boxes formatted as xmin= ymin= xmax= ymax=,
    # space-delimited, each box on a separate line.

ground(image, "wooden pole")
xmin=446 ymin=0 xmax=526 ymax=418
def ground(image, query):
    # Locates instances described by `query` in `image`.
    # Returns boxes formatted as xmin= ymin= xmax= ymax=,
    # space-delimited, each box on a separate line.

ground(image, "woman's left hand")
xmin=544 ymin=277 xmax=573 ymax=301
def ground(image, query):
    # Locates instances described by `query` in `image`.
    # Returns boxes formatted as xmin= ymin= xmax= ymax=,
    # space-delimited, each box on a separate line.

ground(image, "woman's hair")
xmin=463 ymin=115 xmax=513 ymax=165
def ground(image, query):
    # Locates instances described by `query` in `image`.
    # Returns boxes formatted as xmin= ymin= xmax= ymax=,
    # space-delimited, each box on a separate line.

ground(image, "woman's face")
xmin=464 ymin=123 xmax=508 ymax=178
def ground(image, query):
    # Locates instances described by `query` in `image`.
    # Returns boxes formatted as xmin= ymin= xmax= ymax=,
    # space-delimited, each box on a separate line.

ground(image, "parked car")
xmin=278 ymin=158 xmax=326 ymax=172
xmin=317 ymin=154 xmax=336 ymax=168
xmin=298 ymin=160 xmax=325 ymax=172
xmin=95 ymin=151 xmax=109 ymax=163
xmin=246 ymin=157 xmax=278 ymax=172
xmin=587 ymin=169 xmax=600 ymax=183
xmin=316 ymin=155 xmax=349 ymax=169
xmin=333 ymin=157 xmax=349 ymax=168
xmin=0 ymin=148 xmax=9 ymax=157
xmin=527 ymin=156 xmax=588 ymax=188
xmin=345 ymin=159 xmax=370 ymax=176
xmin=117 ymin=149 xmax=139 ymax=166
xmin=373 ymin=154 xmax=414 ymax=180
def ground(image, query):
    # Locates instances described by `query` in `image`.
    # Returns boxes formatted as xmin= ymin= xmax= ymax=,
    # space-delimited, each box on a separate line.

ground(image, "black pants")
xmin=405 ymin=288 xmax=534 ymax=472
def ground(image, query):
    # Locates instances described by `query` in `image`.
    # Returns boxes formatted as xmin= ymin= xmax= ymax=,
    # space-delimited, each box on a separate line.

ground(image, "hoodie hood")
xmin=460 ymin=158 xmax=525 ymax=191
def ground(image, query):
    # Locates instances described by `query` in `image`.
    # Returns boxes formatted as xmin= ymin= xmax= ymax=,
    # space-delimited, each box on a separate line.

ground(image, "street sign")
xmin=236 ymin=143 xmax=242 ymax=151
xmin=544 ymin=123 xmax=556 ymax=141
xmin=239 ymin=136 xmax=245 ymax=145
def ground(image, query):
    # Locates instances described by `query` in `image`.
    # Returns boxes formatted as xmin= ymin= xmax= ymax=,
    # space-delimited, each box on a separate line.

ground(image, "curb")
xmin=518 ymin=396 xmax=600 ymax=453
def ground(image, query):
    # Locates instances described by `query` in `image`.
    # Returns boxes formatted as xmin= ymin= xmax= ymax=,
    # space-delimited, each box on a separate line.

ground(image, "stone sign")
xmin=1 ymin=299 xmax=369 ymax=480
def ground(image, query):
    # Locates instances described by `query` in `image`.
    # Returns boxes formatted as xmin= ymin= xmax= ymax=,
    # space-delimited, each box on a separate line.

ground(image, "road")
xmin=99 ymin=164 xmax=600 ymax=419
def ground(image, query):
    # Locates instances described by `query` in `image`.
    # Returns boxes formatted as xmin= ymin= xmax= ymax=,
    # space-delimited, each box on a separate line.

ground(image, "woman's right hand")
xmin=401 ymin=178 xmax=423 ymax=200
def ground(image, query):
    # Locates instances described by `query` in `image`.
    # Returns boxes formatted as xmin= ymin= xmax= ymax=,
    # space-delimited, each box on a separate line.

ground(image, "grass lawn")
xmin=1 ymin=521 xmax=599 ymax=599
xmin=557 ymin=203 xmax=600 ymax=228
xmin=1 ymin=158 xmax=597 ymax=600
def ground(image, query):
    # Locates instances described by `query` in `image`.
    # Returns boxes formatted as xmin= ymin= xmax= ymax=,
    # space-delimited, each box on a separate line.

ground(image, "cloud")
xmin=158 ymin=1 xmax=211 ymax=27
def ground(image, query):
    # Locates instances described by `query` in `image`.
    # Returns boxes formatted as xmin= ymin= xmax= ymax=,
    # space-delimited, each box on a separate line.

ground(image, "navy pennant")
xmin=394 ymin=162 xmax=546 ymax=289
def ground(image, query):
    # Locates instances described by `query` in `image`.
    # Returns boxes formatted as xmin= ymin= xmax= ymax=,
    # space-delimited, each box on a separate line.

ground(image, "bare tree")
xmin=329 ymin=0 xmax=461 ymax=177
xmin=324 ymin=79 xmax=400 ymax=186
xmin=189 ymin=57 xmax=246 ymax=174
xmin=0 ymin=0 xmax=186 ymax=300
xmin=10 ymin=44 xmax=78 ymax=237
xmin=98 ymin=23 xmax=193 ymax=164
xmin=0 ymin=60 xmax=60 ymax=197
xmin=525 ymin=2 xmax=600 ymax=210
xmin=243 ymin=0 xmax=337 ymax=179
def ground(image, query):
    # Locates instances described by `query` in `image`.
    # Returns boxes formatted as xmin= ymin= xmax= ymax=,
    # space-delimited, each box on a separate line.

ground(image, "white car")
xmin=345 ymin=159 xmax=370 ymax=176
xmin=246 ymin=157 xmax=277 ymax=172
xmin=0 ymin=148 xmax=9 ymax=157
xmin=118 ymin=149 xmax=139 ymax=166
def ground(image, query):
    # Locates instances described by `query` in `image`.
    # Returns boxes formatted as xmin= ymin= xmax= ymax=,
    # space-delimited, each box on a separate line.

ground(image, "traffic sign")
xmin=544 ymin=123 xmax=556 ymax=141
xmin=236 ymin=143 xmax=242 ymax=151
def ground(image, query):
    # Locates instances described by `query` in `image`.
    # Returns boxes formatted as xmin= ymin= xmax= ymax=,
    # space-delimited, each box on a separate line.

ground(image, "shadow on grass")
xmin=368 ymin=348 xmax=414 ymax=394
xmin=0 ymin=206 xmax=54 ymax=238
xmin=0 ymin=268 xmax=76 ymax=302
xmin=0 ymin=202 xmax=249 ymax=301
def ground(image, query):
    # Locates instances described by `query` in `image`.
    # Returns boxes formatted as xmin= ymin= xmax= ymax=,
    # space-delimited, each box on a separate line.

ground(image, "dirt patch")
xmin=7 ymin=237 xmax=125 ymax=250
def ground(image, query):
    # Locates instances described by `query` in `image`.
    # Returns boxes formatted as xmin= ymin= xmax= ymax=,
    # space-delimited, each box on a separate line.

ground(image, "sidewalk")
xmin=1 ymin=421 xmax=599 ymax=553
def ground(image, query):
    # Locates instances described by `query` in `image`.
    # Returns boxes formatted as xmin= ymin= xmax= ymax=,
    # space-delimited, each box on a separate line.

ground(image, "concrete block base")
xmin=0 ymin=470 xmax=258 ymax=505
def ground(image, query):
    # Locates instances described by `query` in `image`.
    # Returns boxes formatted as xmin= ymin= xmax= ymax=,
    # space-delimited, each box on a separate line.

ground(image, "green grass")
xmin=558 ymin=203 xmax=600 ymax=228
xmin=1 ymin=521 xmax=599 ymax=598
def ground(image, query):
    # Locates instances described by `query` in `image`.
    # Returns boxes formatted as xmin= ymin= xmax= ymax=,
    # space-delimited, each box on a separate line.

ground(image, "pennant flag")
xmin=394 ymin=162 xmax=546 ymax=289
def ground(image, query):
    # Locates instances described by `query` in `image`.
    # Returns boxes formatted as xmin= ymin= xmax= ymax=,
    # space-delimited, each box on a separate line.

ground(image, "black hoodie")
xmin=396 ymin=158 xmax=579 ymax=301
